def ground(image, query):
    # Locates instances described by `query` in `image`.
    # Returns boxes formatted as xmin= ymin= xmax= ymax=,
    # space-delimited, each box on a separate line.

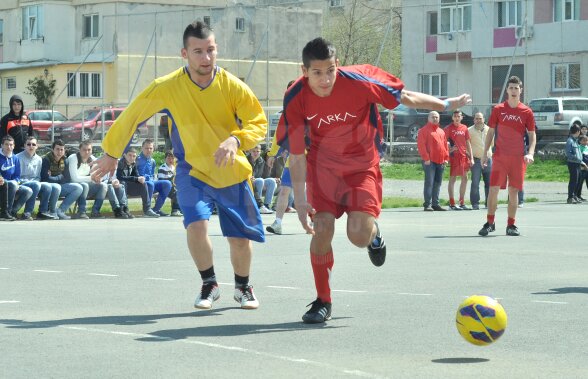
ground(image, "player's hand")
xmin=90 ymin=154 xmax=118 ymax=183
xmin=138 ymin=176 xmax=146 ymax=184
xmin=524 ymin=154 xmax=534 ymax=164
xmin=214 ymin=136 xmax=239 ymax=167
xmin=0 ymin=176 xmax=4 ymax=186
xmin=423 ymin=160 xmax=431 ymax=166
xmin=481 ymin=156 xmax=488 ymax=168
xmin=295 ymin=201 xmax=316 ymax=235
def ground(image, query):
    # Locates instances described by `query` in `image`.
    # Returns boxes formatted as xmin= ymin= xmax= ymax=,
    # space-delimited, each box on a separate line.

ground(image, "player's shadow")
xmin=425 ymin=236 xmax=496 ymax=239
xmin=432 ymin=357 xmax=489 ymax=364
xmin=531 ymin=287 xmax=588 ymax=295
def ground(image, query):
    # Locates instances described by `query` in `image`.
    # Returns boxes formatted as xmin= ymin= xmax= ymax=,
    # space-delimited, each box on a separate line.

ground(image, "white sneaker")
xmin=259 ymin=205 xmax=273 ymax=214
xmin=194 ymin=283 xmax=220 ymax=309
xmin=234 ymin=285 xmax=259 ymax=309
xmin=266 ymin=220 xmax=282 ymax=235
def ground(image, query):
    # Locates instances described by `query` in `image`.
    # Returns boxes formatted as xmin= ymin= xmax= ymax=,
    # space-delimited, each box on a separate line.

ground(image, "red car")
xmin=25 ymin=110 xmax=69 ymax=141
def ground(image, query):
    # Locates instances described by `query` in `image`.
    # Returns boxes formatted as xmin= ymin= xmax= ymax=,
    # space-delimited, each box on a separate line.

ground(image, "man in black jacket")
xmin=0 ymin=95 xmax=33 ymax=154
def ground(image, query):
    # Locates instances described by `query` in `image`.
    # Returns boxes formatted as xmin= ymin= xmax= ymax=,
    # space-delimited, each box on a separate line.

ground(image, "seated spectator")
xmin=102 ymin=171 xmax=132 ymax=219
xmin=67 ymin=141 xmax=108 ymax=219
xmin=137 ymin=139 xmax=172 ymax=217
xmin=247 ymin=144 xmax=276 ymax=214
xmin=0 ymin=135 xmax=33 ymax=219
xmin=116 ymin=148 xmax=157 ymax=218
xmin=41 ymin=140 xmax=84 ymax=220
xmin=0 ymin=176 xmax=13 ymax=220
xmin=157 ymin=150 xmax=182 ymax=217
xmin=16 ymin=136 xmax=60 ymax=220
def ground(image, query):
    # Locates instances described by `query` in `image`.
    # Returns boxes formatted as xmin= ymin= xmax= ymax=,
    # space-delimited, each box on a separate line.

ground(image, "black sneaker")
xmin=478 ymin=222 xmax=496 ymax=236
xmin=302 ymin=298 xmax=332 ymax=324
xmin=506 ymin=224 xmax=520 ymax=236
xmin=36 ymin=212 xmax=55 ymax=220
xmin=459 ymin=204 xmax=471 ymax=210
xmin=449 ymin=205 xmax=462 ymax=210
xmin=432 ymin=205 xmax=447 ymax=211
xmin=367 ymin=222 xmax=386 ymax=267
xmin=0 ymin=211 xmax=16 ymax=221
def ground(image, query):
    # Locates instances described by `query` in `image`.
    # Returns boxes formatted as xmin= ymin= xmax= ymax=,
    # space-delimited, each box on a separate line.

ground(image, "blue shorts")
xmin=281 ymin=168 xmax=292 ymax=187
xmin=175 ymin=175 xmax=265 ymax=242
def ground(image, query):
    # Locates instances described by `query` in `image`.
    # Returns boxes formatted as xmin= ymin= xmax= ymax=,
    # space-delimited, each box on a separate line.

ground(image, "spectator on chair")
xmin=157 ymin=150 xmax=182 ymax=217
xmin=137 ymin=139 xmax=172 ymax=216
xmin=16 ymin=136 xmax=60 ymax=220
xmin=67 ymin=141 xmax=108 ymax=219
xmin=0 ymin=135 xmax=33 ymax=219
xmin=40 ymin=140 xmax=84 ymax=220
xmin=117 ymin=147 xmax=157 ymax=218
xmin=247 ymin=144 xmax=276 ymax=214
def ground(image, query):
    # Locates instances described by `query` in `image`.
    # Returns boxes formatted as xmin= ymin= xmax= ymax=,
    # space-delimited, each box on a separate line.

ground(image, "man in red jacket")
xmin=417 ymin=111 xmax=450 ymax=211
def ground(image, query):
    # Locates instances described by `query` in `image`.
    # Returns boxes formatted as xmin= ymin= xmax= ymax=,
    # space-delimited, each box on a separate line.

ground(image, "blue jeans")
xmin=145 ymin=180 xmax=172 ymax=212
xmin=423 ymin=162 xmax=445 ymax=207
xmin=253 ymin=178 xmax=277 ymax=207
xmin=14 ymin=181 xmax=42 ymax=215
xmin=469 ymin=158 xmax=492 ymax=207
xmin=78 ymin=182 xmax=108 ymax=213
xmin=107 ymin=184 xmax=127 ymax=210
xmin=7 ymin=180 xmax=33 ymax=214
xmin=59 ymin=183 xmax=84 ymax=212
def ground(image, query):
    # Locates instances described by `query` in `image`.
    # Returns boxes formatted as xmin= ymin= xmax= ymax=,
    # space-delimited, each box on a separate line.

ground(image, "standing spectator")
xmin=116 ymin=148 xmax=154 ymax=218
xmin=468 ymin=112 xmax=493 ymax=210
xmin=91 ymin=21 xmax=267 ymax=311
xmin=266 ymin=130 xmax=296 ymax=235
xmin=40 ymin=140 xmax=84 ymax=220
xmin=417 ymin=111 xmax=450 ymax=212
xmin=157 ymin=150 xmax=183 ymax=217
xmin=565 ymin=125 xmax=586 ymax=204
xmin=0 ymin=95 xmax=33 ymax=154
xmin=16 ymin=136 xmax=60 ymax=220
xmin=67 ymin=141 xmax=108 ymax=218
xmin=159 ymin=115 xmax=173 ymax=152
xmin=576 ymin=135 xmax=588 ymax=201
xmin=0 ymin=135 xmax=33 ymax=218
xmin=478 ymin=76 xmax=536 ymax=237
xmin=445 ymin=110 xmax=474 ymax=210
xmin=137 ymin=139 xmax=172 ymax=217
xmin=248 ymin=144 xmax=276 ymax=214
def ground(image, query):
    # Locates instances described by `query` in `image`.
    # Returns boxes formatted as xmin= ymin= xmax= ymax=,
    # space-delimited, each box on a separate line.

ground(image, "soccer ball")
xmin=455 ymin=295 xmax=507 ymax=346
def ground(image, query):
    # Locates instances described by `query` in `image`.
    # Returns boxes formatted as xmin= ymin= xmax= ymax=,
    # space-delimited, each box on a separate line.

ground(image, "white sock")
xmin=275 ymin=218 xmax=282 ymax=225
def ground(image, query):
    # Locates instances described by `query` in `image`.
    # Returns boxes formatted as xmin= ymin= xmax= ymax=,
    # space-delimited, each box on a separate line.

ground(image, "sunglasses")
xmin=26 ymin=143 xmax=37 ymax=146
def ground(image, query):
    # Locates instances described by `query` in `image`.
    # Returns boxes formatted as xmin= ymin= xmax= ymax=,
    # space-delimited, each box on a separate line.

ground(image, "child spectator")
xmin=116 ymin=148 xmax=155 ymax=217
xmin=157 ymin=150 xmax=182 ymax=217
xmin=137 ymin=139 xmax=172 ymax=217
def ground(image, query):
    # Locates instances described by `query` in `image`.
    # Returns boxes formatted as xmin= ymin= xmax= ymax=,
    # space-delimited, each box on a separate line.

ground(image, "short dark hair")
xmin=79 ymin=141 xmax=92 ymax=149
xmin=2 ymin=135 xmax=14 ymax=144
xmin=52 ymin=140 xmax=65 ymax=148
xmin=142 ymin=138 xmax=154 ymax=147
xmin=579 ymin=135 xmax=588 ymax=143
xmin=287 ymin=80 xmax=296 ymax=89
xmin=165 ymin=150 xmax=174 ymax=158
xmin=183 ymin=21 xmax=214 ymax=48
xmin=26 ymin=136 xmax=37 ymax=143
xmin=570 ymin=124 xmax=581 ymax=134
xmin=452 ymin=110 xmax=462 ymax=116
xmin=302 ymin=38 xmax=336 ymax=68
xmin=126 ymin=147 xmax=137 ymax=154
xmin=508 ymin=76 xmax=522 ymax=87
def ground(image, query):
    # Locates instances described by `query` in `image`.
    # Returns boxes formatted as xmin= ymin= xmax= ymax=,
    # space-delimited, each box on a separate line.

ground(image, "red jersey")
xmin=417 ymin=122 xmax=449 ymax=164
xmin=277 ymin=65 xmax=403 ymax=171
xmin=488 ymin=101 xmax=535 ymax=157
xmin=444 ymin=123 xmax=470 ymax=157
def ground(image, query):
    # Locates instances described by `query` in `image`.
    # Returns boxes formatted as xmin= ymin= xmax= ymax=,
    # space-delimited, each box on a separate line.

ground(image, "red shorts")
xmin=306 ymin=164 xmax=382 ymax=219
xmin=449 ymin=155 xmax=470 ymax=177
xmin=489 ymin=155 xmax=526 ymax=190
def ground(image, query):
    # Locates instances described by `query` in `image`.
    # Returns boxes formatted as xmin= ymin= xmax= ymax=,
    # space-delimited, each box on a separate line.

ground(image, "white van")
xmin=528 ymin=97 xmax=588 ymax=139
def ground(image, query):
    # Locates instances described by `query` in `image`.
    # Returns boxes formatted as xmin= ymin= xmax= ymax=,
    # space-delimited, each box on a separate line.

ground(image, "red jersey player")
xmin=444 ymin=110 xmax=474 ymax=210
xmin=278 ymin=37 xmax=472 ymax=323
xmin=479 ymin=76 xmax=536 ymax=237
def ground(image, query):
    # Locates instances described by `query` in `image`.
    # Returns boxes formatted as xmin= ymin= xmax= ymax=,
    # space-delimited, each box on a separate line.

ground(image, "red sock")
xmin=487 ymin=214 xmax=495 ymax=224
xmin=459 ymin=197 xmax=465 ymax=206
xmin=507 ymin=217 xmax=515 ymax=226
xmin=310 ymin=251 xmax=334 ymax=303
xmin=449 ymin=198 xmax=456 ymax=206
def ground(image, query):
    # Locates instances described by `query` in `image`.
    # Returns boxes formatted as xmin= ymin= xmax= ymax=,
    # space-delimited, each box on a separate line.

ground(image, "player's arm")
xmin=482 ymin=128 xmax=495 ymax=167
xmin=400 ymin=90 xmax=471 ymax=112
xmin=525 ymin=131 xmax=536 ymax=164
xmin=231 ymin=85 xmax=268 ymax=152
xmin=289 ymin=153 xmax=314 ymax=235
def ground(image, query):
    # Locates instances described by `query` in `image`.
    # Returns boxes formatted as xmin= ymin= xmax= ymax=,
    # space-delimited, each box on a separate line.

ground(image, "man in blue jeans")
xmin=40 ymin=140 xmax=84 ymax=220
xmin=468 ymin=112 xmax=493 ymax=210
xmin=137 ymin=139 xmax=172 ymax=217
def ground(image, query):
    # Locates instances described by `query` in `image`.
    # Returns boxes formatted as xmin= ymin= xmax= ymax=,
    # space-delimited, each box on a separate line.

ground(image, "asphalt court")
xmin=1 ymin=201 xmax=586 ymax=378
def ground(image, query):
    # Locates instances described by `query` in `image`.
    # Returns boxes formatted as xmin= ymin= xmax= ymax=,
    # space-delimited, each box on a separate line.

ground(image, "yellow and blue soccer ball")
xmin=455 ymin=295 xmax=507 ymax=346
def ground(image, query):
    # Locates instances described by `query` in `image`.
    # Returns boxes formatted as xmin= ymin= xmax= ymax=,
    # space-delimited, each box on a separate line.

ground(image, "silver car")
xmin=528 ymin=97 xmax=588 ymax=140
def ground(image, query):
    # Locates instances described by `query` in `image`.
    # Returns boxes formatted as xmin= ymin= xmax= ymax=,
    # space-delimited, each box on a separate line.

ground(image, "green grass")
xmin=381 ymin=197 xmax=538 ymax=209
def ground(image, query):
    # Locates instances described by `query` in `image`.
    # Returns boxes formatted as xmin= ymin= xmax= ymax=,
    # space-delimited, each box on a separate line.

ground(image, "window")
xmin=554 ymin=0 xmax=580 ymax=21
xmin=420 ymin=73 xmax=448 ymax=97
xmin=22 ymin=5 xmax=44 ymax=40
xmin=330 ymin=0 xmax=343 ymax=7
xmin=83 ymin=14 xmax=99 ymax=38
xmin=440 ymin=0 xmax=471 ymax=33
xmin=491 ymin=64 xmax=524 ymax=103
xmin=203 ymin=16 xmax=211 ymax=27
xmin=6 ymin=77 xmax=16 ymax=90
xmin=428 ymin=12 xmax=438 ymax=35
xmin=67 ymin=72 xmax=102 ymax=98
xmin=235 ymin=17 xmax=245 ymax=32
xmin=0 ymin=19 xmax=4 ymax=45
xmin=497 ymin=1 xmax=522 ymax=27
xmin=552 ymin=63 xmax=580 ymax=91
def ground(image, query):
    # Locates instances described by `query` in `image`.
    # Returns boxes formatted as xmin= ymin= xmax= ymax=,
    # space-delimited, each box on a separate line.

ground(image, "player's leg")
xmin=228 ymin=237 xmax=259 ymax=309
xmin=266 ymin=185 xmax=291 ymax=235
xmin=505 ymin=158 xmax=526 ymax=236
xmin=459 ymin=171 xmax=469 ymax=209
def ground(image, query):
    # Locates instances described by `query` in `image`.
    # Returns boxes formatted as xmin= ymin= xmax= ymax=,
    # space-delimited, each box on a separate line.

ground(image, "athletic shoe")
xmin=113 ymin=208 xmax=128 ymax=219
xmin=472 ymin=205 xmax=480 ymax=210
xmin=74 ymin=212 xmax=89 ymax=220
xmin=194 ymin=283 xmax=220 ymax=310
xmin=424 ymin=206 xmax=434 ymax=211
xmin=90 ymin=212 xmax=105 ymax=219
xmin=155 ymin=210 xmax=170 ymax=217
xmin=478 ymin=222 xmax=496 ymax=236
xmin=302 ymin=298 xmax=332 ymax=324
xmin=0 ymin=211 xmax=16 ymax=221
xmin=449 ymin=205 xmax=462 ymax=210
xmin=574 ymin=196 xmax=583 ymax=203
xmin=20 ymin=212 xmax=34 ymax=221
xmin=266 ymin=220 xmax=282 ymax=235
xmin=567 ymin=197 xmax=578 ymax=204
xmin=432 ymin=205 xmax=447 ymax=211
xmin=233 ymin=285 xmax=259 ymax=309
xmin=518 ymin=203 xmax=524 ymax=208
xmin=122 ymin=206 xmax=134 ymax=219
xmin=459 ymin=204 xmax=471 ymax=210
xmin=259 ymin=205 xmax=274 ymax=214
xmin=506 ymin=224 xmax=520 ymax=236
xmin=143 ymin=209 xmax=160 ymax=218
xmin=56 ymin=209 xmax=71 ymax=220
xmin=170 ymin=209 xmax=183 ymax=217
xmin=36 ymin=212 xmax=55 ymax=220
xmin=578 ymin=196 xmax=587 ymax=201
xmin=367 ymin=222 xmax=386 ymax=267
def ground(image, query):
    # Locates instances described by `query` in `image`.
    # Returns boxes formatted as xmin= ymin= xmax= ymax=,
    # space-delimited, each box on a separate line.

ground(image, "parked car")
xmin=388 ymin=104 xmax=474 ymax=142
xmin=25 ymin=110 xmax=69 ymax=141
xmin=528 ymin=97 xmax=588 ymax=140
xmin=49 ymin=107 xmax=148 ymax=143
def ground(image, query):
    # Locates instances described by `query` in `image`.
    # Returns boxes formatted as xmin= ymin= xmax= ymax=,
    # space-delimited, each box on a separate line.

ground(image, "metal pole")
xmin=129 ymin=26 xmax=156 ymax=101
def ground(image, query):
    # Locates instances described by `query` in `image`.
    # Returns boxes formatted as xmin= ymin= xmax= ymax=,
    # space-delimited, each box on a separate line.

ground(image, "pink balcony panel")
xmin=426 ymin=35 xmax=437 ymax=53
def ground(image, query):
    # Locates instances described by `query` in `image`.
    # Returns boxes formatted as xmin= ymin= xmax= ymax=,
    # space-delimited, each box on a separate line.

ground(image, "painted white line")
xmin=397 ymin=292 xmax=433 ymax=296
xmin=33 ymin=269 xmax=62 ymax=273
xmin=88 ymin=273 xmax=118 ymax=277
xmin=0 ymin=267 xmax=10 ymax=270
xmin=0 ymin=300 xmax=20 ymax=304
xmin=217 ymin=282 xmax=233 ymax=286
xmin=145 ymin=277 xmax=176 ymax=281
xmin=532 ymin=300 xmax=568 ymax=304
xmin=266 ymin=285 xmax=299 ymax=290
xmin=332 ymin=290 xmax=367 ymax=293
xmin=57 ymin=325 xmax=383 ymax=378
